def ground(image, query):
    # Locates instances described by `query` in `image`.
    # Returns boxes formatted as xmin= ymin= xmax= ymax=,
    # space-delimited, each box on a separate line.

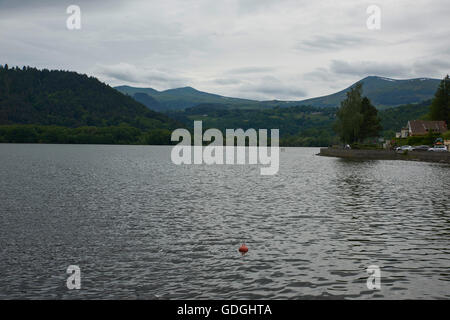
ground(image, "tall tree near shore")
xmin=334 ymin=84 xmax=364 ymax=143
xmin=430 ymin=75 xmax=450 ymax=125
xmin=334 ymin=83 xmax=381 ymax=143
xmin=360 ymin=97 xmax=382 ymax=141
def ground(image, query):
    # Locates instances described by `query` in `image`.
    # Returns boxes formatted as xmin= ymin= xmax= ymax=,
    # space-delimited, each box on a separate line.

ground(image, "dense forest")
xmin=166 ymin=104 xmax=338 ymax=146
xmin=165 ymin=100 xmax=433 ymax=146
xmin=0 ymin=65 xmax=181 ymax=144
xmin=0 ymin=125 xmax=172 ymax=145
xmin=333 ymin=74 xmax=449 ymax=145
xmin=379 ymin=100 xmax=431 ymax=137
xmin=429 ymin=75 xmax=450 ymax=125
xmin=333 ymin=84 xmax=382 ymax=144
xmin=0 ymin=65 xmax=445 ymax=146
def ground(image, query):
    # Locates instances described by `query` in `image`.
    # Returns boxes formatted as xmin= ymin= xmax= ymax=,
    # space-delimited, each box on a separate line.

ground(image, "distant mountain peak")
xmin=115 ymin=85 xmax=160 ymax=95
xmin=115 ymin=84 xmax=255 ymax=111
xmin=181 ymin=86 xmax=197 ymax=90
xmin=163 ymin=86 xmax=200 ymax=93
xmin=361 ymin=75 xmax=436 ymax=82
xmin=360 ymin=75 xmax=396 ymax=82
xmin=115 ymin=75 xmax=441 ymax=111
xmin=299 ymin=76 xmax=440 ymax=108
xmin=378 ymin=77 xmax=397 ymax=82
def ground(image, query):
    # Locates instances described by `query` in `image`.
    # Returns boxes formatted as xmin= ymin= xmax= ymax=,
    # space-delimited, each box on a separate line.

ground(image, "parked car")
xmin=412 ymin=145 xmax=430 ymax=152
xmin=428 ymin=145 xmax=448 ymax=152
xmin=396 ymin=145 xmax=413 ymax=152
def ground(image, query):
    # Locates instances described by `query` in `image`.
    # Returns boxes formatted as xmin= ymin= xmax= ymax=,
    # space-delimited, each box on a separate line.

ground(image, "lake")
xmin=0 ymin=144 xmax=449 ymax=299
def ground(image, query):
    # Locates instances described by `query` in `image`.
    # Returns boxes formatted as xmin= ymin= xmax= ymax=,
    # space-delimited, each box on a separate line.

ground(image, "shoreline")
xmin=318 ymin=148 xmax=450 ymax=164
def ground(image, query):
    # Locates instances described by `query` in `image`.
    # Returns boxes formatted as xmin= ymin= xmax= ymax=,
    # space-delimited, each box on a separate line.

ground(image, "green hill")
xmin=297 ymin=76 xmax=440 ymax=109
xmin=0 ymin=65 xmax=437 ymax=146
xmin=379 ymin=100 xmax=431 ymax=134
xmin=0 ymin=66 xmax=180 ymax=128
xmin=132 ymin=92 xmax=163 ymax=112
xmin=0 ymin=65 xmax=182 ymax=144
xmin=116 ymin=76 xmax=440 ymax=111
xmin=165 ymin=99 xmax=432 ymax=146
xmin=115 ymin=85 xmax=261 ymax=111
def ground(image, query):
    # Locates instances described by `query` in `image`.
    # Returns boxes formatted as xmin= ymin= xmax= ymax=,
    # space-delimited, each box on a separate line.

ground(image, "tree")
xmin=334 ymin=84 xmax=381 ymax=143
xmin=360 ymin=97 xmax=382 ymax=141
xmin=334 ymin=84 xmax=364 ymax=143
xmin=430 ymin=75 xmax=450 ymax=125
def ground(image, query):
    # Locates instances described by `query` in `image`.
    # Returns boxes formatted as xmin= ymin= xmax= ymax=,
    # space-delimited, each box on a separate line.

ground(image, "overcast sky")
xmin=0 ymin=0 xmax=449 ymax=100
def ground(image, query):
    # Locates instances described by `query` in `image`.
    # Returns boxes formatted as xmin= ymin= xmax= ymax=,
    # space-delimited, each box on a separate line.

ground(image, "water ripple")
xmin=0 ymin=144 xmax=449 ymax=299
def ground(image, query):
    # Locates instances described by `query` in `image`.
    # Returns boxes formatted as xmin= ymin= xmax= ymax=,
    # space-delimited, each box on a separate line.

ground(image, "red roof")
xmin=408 ymin=120 xmax=447 ymax=136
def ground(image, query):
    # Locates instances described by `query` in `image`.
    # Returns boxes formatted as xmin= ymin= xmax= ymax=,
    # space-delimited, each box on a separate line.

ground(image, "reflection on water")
xmin=0 ymin=144 xmax=449 ymax=299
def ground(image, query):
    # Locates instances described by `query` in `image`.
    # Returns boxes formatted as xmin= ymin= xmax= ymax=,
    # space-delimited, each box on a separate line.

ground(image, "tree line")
xmin=333 ymin=83 xmax=382 ymax=144
xmin=333 ymin=75 xmax=450 ymax=144
xmin=429 ymin=75 xmax=450 ymax=125
xmin=0 ymin=124 xmax=173 ymax=145
xmin=1 ymin=65 xmax=448 ymax=147
xmin=0 ymin=65 xmax=180 ymax=130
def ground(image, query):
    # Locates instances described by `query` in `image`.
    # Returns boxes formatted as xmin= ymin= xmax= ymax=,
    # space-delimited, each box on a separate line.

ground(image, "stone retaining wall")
xmin=319 ymin=148 xmax=450 ymax=164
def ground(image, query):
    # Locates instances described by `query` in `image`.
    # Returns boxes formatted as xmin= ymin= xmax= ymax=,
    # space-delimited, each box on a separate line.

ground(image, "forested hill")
xmin=164 ymin=100 xmax=432 ymax=146
xmin=0 ymin=65 xmax=180 ymax=130
xmin=115 ymin=85 xmax=260 ymax=111
xmin=297 ymin=76 xmax=440 ymax=109
xmin=116 ymin=76 xmax=440 ymax=111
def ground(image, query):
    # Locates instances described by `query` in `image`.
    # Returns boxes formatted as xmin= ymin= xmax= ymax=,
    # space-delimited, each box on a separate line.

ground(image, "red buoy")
xmin=238 ymin=244 xmax=248 ymax=254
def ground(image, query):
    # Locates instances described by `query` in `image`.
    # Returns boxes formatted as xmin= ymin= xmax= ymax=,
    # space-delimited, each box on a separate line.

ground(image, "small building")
xmin=401 ymin=127 xmax=409 ymax=138
xmin=407 ymin=120 xmax=447 ymax=136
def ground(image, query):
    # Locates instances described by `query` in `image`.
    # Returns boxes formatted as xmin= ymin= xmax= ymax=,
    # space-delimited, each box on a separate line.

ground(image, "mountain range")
xmin=114 ymin=85 xmax=260 ymax=111
xmin=0 ymin=65 xmax=441 ymax=146
xmin=115 ymin=76 xmax=441 ymax=111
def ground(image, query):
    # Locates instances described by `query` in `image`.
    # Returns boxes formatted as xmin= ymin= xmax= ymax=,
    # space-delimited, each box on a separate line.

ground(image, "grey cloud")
xmin=1 ymin=0 xmax=449 ymax=100
xmin=236 ymin=76 xmax=307 ymax=100
xmin=0 ymin=0 xmax=125 ymax=10
xmin=303 ymin=67 xmax=336 ymax=82
xmin=212 ymin=78 xmax=242 ymax=85
xmin=96 ymin=63 xmax=190 ymax=89
xmin=329 ymin=59 xmax=450 ymax=79
xmin=304 ymin=57 xmax=450 ymax=93
xmin=237 ymin=0 xmax=289 ymax=14
xmin=413 ymin=58 xmax=450 ymax=77
xmin=295 ymin=34 xmax=379 ymax=52
xmin=237 ymin=0 xmax=311 ymax=15
xmin=226 ymin=66 xmax=275 ymax=75
xmin=329 ymin=60 xmax=412 ymax=78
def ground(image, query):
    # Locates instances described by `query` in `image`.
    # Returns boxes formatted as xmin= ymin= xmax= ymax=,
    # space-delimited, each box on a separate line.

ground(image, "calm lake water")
xmin=0 ymin=144 xmax=449 ymax=299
